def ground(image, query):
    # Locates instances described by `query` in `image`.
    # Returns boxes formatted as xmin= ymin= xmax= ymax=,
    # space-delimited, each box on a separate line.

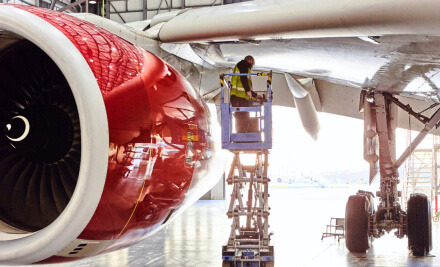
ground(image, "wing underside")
xmin=145 ymin=0 xmax=440 ymax=133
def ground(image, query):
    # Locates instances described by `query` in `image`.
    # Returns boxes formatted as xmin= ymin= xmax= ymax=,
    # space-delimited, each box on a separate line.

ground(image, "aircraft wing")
xmin=158 ymin=0 xmax=440 ymax=42
xmin=149 ymin=0 xmax=440 ymax=135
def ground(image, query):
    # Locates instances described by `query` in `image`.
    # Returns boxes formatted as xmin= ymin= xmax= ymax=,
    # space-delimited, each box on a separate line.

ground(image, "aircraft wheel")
xmin=263 ymin=262 xmax=275 ymax=267
xmin=222 ymin=261 xmax=233 ymax=267
xmin=407 ymin=194 xmax=432 ymax=256
xmin=345 ymin=194 xmax=372 ymax=252
xmin=433 ymin=216 xmax=439 ymax=223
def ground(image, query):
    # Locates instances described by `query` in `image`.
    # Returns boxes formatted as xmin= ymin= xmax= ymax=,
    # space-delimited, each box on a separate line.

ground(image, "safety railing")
xmin=220 ymin=71 xmax=273 ymax=150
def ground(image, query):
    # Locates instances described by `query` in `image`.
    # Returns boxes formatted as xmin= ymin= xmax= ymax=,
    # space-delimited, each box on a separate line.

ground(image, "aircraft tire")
xmin=407 ymin=193 xmax=432 ymax=256
xmin=345 ymin=194 xmax=371 ymax=253
xmin=222 ymin=261 xmax=233 ymax=267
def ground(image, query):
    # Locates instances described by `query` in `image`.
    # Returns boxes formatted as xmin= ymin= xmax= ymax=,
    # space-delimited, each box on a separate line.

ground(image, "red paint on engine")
xmin=15 ymin=5 xmax=143 ymax=94
xmin=12 ymin=5 xmax=216 ymax=251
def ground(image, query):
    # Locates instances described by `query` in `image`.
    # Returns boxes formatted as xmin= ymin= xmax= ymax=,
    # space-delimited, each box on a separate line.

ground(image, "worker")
xmin=230 ymin=55 xmax=261 ymax=133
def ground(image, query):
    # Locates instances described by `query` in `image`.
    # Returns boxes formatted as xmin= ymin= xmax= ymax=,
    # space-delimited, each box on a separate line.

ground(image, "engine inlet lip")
xmin=0 ymin=5 xmax=109 ymax=265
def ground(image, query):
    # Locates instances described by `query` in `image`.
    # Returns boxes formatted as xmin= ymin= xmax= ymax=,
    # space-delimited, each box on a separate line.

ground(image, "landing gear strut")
xmin=345 ymin=92 xmax=440 ymax=255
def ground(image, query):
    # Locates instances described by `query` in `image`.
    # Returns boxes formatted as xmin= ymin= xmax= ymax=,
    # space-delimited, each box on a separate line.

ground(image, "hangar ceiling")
xmin=1 ymin=0 xmax=252 ymax=23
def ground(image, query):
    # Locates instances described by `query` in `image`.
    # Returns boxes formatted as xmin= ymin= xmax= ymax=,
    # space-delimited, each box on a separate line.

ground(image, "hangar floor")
xmin=14 ymin=187 xmax=440 ymax=266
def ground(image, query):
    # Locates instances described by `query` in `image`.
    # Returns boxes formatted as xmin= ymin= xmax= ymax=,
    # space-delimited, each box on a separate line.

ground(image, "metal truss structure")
xmin=2 ymin=0 xmax=251 ymax=23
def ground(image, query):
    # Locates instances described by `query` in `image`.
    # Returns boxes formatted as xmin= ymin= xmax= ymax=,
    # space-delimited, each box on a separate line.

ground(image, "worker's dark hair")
xmin=244 ymin=55 xmax=254 ymax=62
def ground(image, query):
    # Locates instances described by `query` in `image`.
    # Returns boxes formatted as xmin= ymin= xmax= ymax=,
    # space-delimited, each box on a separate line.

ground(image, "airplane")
xmin=0 ymin=0 xmax=439 ymax=264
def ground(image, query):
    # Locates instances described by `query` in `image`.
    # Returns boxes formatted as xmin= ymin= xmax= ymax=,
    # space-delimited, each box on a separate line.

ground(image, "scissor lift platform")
xmin=220 ymin=72 xmax=274 ymax=267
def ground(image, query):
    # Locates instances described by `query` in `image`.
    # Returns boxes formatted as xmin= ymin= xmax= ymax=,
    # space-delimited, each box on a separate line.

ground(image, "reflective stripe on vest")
xmin=230 ymin=65 xmax=252 ymax=99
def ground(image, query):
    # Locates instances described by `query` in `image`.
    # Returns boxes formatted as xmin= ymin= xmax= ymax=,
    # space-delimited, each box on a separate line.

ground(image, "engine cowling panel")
xmin=0 ymin=5 xmax=224 ymax=264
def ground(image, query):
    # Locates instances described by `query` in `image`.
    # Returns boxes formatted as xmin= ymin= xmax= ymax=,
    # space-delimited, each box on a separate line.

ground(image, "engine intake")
xmin=0 ymin=40 xmax=80 ymax=232
xmin=0 ymin=5 xmax=108 ymax=265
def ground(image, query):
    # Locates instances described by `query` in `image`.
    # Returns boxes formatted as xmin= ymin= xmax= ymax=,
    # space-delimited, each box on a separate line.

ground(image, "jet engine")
xmin=0 ymin=5 xmax=225 ymax=264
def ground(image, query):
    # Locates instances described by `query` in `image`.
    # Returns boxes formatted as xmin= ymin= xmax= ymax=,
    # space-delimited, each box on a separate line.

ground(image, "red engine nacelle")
xmin=0 ymin=5 xmax=225 ymax=264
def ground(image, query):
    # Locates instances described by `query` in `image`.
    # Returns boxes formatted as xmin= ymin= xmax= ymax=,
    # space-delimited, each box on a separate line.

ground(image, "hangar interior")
xmin=1 ymin=1 xmax=440 ymax=266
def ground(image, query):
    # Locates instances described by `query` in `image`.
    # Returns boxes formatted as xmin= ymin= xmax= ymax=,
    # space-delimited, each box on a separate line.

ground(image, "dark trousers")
xmin=230 ymin=95 xmax=250 ymax=133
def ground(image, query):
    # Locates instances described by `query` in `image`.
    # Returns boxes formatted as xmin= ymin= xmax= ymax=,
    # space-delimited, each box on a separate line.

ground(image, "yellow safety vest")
xmin=230 ymin=65 xmax=252 ymax=100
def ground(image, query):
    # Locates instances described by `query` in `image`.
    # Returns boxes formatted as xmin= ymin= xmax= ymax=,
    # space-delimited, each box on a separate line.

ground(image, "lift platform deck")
xmin=220 ymin=72 xmax=275 ymax=267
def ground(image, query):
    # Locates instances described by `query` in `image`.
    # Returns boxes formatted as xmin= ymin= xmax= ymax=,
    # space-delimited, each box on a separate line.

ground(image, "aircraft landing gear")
xmin=407 ymin=194 xmax=432 ymax=256
xmin=345 ymin=192 xmax=374 ymax=252
xmin=346 ymin=92 xmax=440 ymax=255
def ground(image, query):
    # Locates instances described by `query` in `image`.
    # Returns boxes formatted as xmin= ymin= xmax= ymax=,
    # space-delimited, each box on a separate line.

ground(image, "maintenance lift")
xmin=220 ymin=72 xmax=275 ymax=267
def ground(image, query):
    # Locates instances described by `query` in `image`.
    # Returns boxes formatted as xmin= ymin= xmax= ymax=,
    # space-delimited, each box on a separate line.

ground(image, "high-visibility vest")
xmin=230 ymin=65 xmax=252 ymax=100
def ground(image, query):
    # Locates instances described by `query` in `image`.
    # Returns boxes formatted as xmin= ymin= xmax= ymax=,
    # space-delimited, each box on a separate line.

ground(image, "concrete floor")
xmin=6 ymin=187 xmax=440 ymax=266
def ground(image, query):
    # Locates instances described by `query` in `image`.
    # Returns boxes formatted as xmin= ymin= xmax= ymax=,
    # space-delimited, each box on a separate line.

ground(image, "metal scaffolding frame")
xmin=402 ymin=131 xmax=440 ymax=220
xmin=223 ymin=150 xmax=274 ymax=266
xmin=433 ymin=136 xmax=440 ymax=220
